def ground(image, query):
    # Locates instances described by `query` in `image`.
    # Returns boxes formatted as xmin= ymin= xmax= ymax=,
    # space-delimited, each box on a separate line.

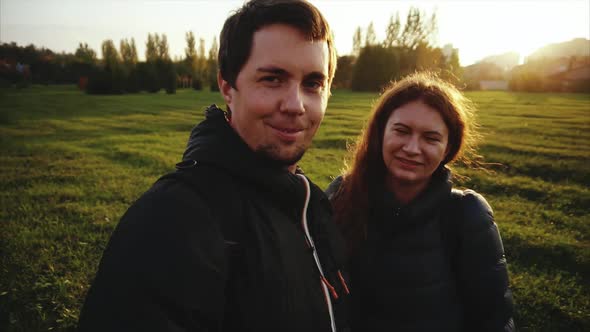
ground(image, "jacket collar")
xmin=372 ymin=167 xmax=453 ymax=232
xmin=181 ymin=104 xmax=309 ymax=209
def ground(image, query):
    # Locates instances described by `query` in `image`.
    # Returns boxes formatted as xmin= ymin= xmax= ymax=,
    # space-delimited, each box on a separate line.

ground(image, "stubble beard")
xmin=255 ymin=143 xmax=308 ymax=168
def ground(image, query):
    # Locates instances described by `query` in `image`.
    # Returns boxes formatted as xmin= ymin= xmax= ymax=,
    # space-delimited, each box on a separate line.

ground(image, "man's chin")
xmin=255 ymin=144 xmax=307 ymax=168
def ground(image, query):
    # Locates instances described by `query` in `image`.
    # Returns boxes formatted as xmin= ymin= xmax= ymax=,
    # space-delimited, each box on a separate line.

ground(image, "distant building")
xmin=442 ymin=44 xmax=457 ymax=62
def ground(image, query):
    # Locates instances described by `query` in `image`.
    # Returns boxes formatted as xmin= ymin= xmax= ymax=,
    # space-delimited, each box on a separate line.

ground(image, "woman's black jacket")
xmin=326 ymin=168 xmax=514 ymax=332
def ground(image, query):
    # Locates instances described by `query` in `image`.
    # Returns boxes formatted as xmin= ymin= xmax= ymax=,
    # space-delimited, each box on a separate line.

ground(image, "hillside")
xmin=527 ymin=38 xmax=590 ymax=60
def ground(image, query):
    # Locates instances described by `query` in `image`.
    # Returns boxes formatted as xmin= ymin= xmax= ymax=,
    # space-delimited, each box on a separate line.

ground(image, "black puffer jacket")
xmin=79 ymin=105 xmax=350 ymax=332
xmin=326 ymin=168 xmax=514 ymax=332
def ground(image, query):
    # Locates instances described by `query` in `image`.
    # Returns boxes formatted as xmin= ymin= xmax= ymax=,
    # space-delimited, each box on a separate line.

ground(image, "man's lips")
xmin=268 ymin=124 xmax=304 ymax=141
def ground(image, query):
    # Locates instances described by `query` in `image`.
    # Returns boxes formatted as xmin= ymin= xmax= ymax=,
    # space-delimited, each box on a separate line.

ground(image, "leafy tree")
xmin=207 ymin=37 xmax=219 ymax=91
xmin=185 ymin=31 xmax=198 ymax=75
xmin=154 ymin=34 xmax=174 ymax=93
xmin=384 ymin=13 xmax=401 ymax=48
xmin=145 ymin=33 xmax=158 ymax=63
xmin=415 ymin=42 xmax=443 ymax=71
xmin=198 ymin=38 xmax=207 ymax=76
xmin=101 ymin=40 xmax=120 ymax=69
xmin=72 ymin=43 xmax=97 ymax=87
xmin=352 ymin=27 xmax=362 ymax=57
xmin=191 ymin=38 xmax=207 ymax=90
xmin=75 ymin=43 xmax=97 ymax=64
xmin=158 ymin=34 xmax=170 ymax=61
xmin=135 ymin=62 xmax=158 ymax=93
xmin=351 ymin=45 xmax=399 ymax=91
xmin=144 ymin=33 xmax=174 ymax=93
xmin=440 ymin=47 xmax=462 ymax=84
xmin=162 ymin=60 xmax=177 ymax=94
xmin=119 ymin=38 xmax=138 ymax=66
xmin=332 ymin=55 xmax=355 ymax=89
xmin=120 ymin=38 xmax=139 ymax=92
xmin=399 ymin=7 xmax=437 ymax=50
xmin=365 ymin=22 xmax=377 ymax=47
xmin=86 ymin=39 xmax=125 ymax=94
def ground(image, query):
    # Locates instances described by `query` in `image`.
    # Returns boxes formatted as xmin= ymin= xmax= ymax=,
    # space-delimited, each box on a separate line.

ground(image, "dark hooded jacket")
xmin=326 ymin=168 xmax=514 ymax=332
xmin=78 ymin=105 xmax=350 ymax=332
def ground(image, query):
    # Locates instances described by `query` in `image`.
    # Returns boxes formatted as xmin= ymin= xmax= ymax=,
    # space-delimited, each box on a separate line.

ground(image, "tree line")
xmin=0 ymin=31 xmax=218 ymax=94
xmin=0 ymin=8 xmax=456 ymax=94
xmin=333 ymin=8 xmax=462 ymax=91
xmin=1 ymin=7 xmax=587 ymax=93
xmin=81 ymin=32 xmax=218 ymax=94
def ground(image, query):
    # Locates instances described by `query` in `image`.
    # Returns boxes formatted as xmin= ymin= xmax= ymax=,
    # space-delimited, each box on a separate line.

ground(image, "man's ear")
xmin=218 ymin=72 xmax=233 ymax=105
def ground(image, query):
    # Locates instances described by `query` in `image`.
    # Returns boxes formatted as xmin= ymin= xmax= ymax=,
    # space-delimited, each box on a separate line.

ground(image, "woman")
xmin=327 ymin=72 xmax=514 ymax=332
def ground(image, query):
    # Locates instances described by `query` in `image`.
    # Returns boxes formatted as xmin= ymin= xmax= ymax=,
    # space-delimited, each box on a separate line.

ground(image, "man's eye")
xmin=261 ymin=76 xmax=280 ymax=84
xmin=304 ymin=80 xmax=323 ymax=91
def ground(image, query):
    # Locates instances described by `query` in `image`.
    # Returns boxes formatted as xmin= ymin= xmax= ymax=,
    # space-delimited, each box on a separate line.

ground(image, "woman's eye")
xmin=394 ymin=128 xmax=408 ymax=135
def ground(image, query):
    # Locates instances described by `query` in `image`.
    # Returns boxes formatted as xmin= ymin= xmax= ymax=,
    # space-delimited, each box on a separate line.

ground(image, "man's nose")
xmin=280 ymin=84 xmax=305 ymax=115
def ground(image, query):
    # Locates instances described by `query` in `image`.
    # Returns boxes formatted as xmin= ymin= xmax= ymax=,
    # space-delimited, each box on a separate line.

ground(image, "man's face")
xmin=219 ymin=24 xmax=330 ymax=167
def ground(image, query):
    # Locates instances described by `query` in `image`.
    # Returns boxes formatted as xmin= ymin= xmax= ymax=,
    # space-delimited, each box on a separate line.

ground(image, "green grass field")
xmin=1 ymin=85 xmax=589 ymax=331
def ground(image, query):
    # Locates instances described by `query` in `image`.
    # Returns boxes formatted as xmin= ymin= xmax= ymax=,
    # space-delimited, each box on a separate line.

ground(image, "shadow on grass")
xmin=505 ymin=236 xmax=589 ymax=282
xmin=480 ymin=146 xmax=589 ymax=185
xmin=465 ymin=177 xmax=589 ymax=217
xmin=312 ymin=138 xmax=349 ymax=150
xmin=505 ymin=237 xmax=590 ymax=331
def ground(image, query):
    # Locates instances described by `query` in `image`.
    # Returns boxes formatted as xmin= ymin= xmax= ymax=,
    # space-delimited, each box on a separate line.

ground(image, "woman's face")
xmin=382 ymin=100 xmax=449 ymax=191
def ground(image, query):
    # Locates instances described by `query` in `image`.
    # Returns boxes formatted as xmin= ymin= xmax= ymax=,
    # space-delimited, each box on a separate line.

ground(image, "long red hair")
xmin=331 ymin=72 xmax=479 ymax=255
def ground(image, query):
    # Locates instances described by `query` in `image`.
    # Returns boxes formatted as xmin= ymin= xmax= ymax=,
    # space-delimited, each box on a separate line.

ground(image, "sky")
xmin=1 ymin=0 xmax=589 ymax=66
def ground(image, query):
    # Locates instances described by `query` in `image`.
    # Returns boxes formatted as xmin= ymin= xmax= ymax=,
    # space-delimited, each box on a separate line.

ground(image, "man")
xmin=78 ymin=1 xmax=349 ymax=331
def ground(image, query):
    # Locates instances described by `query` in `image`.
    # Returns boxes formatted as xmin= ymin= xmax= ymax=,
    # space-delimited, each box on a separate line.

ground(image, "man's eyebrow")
xmin=256 ymin=66 xmax=287 ymax=75
xmin=304 ymin=71 xmax=327 ymax=82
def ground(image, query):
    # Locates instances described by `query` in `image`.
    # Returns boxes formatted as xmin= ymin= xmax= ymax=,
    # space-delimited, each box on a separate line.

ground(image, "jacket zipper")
xmin=296 ymin=174 xmax=337 ymax=332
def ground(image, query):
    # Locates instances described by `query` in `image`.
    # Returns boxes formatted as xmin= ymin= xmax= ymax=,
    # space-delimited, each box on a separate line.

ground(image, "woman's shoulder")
xmin=453 ymin=189 xmax=495 ymax=231
xmin=325 ymin=175 xmax=344 ymax=199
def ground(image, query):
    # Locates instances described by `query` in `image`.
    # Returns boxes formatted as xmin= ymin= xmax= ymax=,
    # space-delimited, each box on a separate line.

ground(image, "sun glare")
xmin=317 ymin=0 xmax=589 ymax=66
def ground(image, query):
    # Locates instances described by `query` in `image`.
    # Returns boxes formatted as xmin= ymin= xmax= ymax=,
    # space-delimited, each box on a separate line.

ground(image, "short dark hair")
xmin=218 ymin=0 xmax=336 ymax=89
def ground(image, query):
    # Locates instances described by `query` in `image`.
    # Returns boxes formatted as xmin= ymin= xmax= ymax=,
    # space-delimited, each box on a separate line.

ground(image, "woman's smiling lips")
xmin=395 ymin=156 xmax=423 ymax=169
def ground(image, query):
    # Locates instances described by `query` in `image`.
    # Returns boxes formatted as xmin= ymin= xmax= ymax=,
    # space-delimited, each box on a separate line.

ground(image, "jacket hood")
xmin=181 ymin=104 xmax=311 ymax=209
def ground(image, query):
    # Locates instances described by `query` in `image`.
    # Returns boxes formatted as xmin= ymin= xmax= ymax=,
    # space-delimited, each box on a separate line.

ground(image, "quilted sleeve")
xmin=458 ymin=190 xmax=515 ymax=332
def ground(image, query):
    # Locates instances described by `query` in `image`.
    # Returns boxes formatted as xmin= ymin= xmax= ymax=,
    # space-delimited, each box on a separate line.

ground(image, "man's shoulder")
xmin=117 ymin=175 xmax=212 ymax=233
xmin=140 ymin=174 xmax=206 ymax=208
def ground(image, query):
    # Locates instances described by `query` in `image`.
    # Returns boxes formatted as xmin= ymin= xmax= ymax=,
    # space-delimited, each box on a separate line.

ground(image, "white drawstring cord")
xmin=296 ymin=174 xmax=337 ymax=332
